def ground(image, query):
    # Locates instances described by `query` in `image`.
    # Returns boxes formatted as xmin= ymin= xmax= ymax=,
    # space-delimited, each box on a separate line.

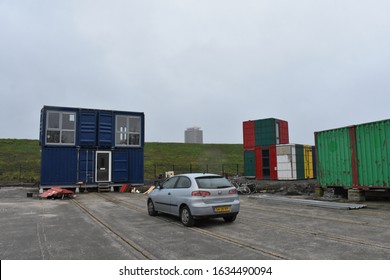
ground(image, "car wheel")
xmin=180 ymin=206 xmax=195 ymax=227
xmin=147 ymin=199 xmax=158 ymax=216
xmin=223 ymin=213 xmax=237 ymax=223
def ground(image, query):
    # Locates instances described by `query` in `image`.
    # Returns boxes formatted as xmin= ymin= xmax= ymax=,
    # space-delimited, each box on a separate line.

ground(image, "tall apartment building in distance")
xmin=185 ymin=127 xmax=203 ymax=144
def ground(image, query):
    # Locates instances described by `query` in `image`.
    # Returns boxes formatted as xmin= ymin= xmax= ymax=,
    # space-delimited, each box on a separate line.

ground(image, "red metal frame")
xmin=269 ymin=145 xmax=278 ymax=180
xmin=349 ymin=126 xmax=359 ymax=187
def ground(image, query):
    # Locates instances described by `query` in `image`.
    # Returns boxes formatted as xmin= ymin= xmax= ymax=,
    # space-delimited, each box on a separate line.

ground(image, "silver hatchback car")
xmin=147 ymin=173 xmax=240 ymax=226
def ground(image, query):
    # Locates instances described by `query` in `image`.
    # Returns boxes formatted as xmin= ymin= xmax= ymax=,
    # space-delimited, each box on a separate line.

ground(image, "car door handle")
xmin=168 ymin=192 xmax=171 ymax=195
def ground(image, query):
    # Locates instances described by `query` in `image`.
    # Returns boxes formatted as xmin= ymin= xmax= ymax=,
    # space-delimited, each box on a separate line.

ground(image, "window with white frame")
xmin=115 ymin=115 xmax=141 ymax=146
xmin=46 ymin=111 xmax=76 ymax=145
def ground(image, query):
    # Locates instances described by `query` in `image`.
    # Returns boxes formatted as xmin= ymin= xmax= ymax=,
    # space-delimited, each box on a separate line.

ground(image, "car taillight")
xmin=192 ymin=191 xmax=211 ymax=197
xmin=228 ymin=189 xmax=237 ymax=194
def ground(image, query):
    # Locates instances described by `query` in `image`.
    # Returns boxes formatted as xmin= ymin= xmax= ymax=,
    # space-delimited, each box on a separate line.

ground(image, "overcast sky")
xmin=1 ymin=0 xmax=389 ymax=145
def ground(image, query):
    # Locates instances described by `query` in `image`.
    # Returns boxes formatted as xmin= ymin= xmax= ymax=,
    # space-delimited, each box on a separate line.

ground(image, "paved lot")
xmin=1 ymin=186 xmax=390 ymax=260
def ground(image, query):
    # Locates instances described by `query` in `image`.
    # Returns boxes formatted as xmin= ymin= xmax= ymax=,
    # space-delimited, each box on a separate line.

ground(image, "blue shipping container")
xmin=41 ymin=147 xmax=78 ymax=186
xmin=98 ymin=111 xmax=114 ymax=147
xmin=40 ymin=105 xmax=145 ymax=188
xmin=79 ymin=110 xmax=98 ymax=147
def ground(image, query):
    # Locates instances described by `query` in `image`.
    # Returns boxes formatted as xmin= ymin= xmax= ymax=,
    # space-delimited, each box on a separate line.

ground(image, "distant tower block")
xmin=185 ymin=127 xmax=203 ymax=144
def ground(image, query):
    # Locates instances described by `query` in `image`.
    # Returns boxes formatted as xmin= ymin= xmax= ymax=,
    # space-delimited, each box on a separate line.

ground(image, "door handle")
xmin=168 ymin=192 xmax=171 ymax=195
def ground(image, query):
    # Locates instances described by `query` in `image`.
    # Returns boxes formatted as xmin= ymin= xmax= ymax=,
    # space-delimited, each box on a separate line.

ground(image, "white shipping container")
xmin=277 ymin=144 xmax=297 ymax=180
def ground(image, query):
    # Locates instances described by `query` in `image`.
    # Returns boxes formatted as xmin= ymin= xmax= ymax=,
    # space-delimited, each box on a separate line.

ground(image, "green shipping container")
xmin=295 ymin=145 xmax=305 ymax=180
xmin=315 ymin=119 xmax=390 ymax=189
xmin=355 ymin=120 xmax=390 ymax=188
xmin=254 ymin=119 xmax=275 ymax=146
xmin=315 ymin=127 xmax=354 ymax=187
xmin=244 ymin=150 xmax=255 ymax=177
xmin=254 ymin=118 xmax=289 ymax=146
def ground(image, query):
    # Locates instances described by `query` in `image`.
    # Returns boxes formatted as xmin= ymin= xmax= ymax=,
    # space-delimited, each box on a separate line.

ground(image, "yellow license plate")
xmin=215 ymin=206 xmax=231 ymax=213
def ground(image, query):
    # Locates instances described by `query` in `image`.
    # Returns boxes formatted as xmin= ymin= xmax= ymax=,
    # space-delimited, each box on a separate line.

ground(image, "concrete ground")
xmin=1 ymin=186 xmax=390 ymax=260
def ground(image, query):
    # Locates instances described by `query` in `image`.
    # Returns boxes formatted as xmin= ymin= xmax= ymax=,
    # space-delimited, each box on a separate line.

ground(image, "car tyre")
xmin=147 ymin=199 xmax=158 ymax=216
xmin=180 ymin=206 xmax=195 ymax=227
xmin=223 ymin=213 xmax=237 ymax=223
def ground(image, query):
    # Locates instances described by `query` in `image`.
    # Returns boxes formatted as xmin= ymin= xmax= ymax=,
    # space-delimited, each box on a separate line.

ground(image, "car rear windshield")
xmin=195 ymin=176 xmax=233 ymax=189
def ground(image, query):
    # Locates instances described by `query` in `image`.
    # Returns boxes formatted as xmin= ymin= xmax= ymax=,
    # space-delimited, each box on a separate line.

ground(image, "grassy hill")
xmin=0 ymin=139 xmax=244 ymax=183
xmin=145 ymin=142 xmax=244 ymax=178
xmin=0 ymin=139 xmax=41 ymax=183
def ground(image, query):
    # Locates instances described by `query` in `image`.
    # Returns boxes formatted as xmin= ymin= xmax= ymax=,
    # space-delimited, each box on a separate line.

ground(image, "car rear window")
xmin=195 ymin=176 xmax=233 ymax=189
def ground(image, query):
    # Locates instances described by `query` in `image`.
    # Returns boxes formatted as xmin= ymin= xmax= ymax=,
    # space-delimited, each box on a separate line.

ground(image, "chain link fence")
xmin=146 ymin=163 xmax=244 ymax=179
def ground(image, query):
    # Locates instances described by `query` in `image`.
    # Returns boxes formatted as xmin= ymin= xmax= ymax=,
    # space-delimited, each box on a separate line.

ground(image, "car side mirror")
xmin=156 ymin=185 xmax=163 ymax=190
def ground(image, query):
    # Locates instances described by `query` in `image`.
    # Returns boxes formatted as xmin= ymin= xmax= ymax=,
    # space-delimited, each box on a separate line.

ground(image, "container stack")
xmin=40 ymin=105 xmax=145 ymax=189
xmin=243 ymin=118 xmax=288 ymax=179
xmin=243 ymin=118 xmax=316 ymax=180
xmin=276 ymin=144 xmax=316 ymax=180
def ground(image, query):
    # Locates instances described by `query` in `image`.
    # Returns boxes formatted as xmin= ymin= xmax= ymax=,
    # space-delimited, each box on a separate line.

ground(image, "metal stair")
xmin=98 ymin=183 xmax=111 ymax=192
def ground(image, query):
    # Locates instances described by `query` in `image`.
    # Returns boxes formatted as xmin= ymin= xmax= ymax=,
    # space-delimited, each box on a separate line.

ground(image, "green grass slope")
xmin=0 ymin=139 xmax=41 ymax=182
xmin=145 ymin=142 xmax=244 ymax=178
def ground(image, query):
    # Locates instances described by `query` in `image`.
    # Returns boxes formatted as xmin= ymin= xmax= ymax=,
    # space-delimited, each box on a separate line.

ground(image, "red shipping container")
xmin=243 ymin=121 xmax=255 ymax=150
xmin=269 ymin=145 xmax=278 ymax=180
xmin=254 ymin=145 xmax=277 ymax=180
xmin=278 ymin=120 xmax=289 ymax=144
